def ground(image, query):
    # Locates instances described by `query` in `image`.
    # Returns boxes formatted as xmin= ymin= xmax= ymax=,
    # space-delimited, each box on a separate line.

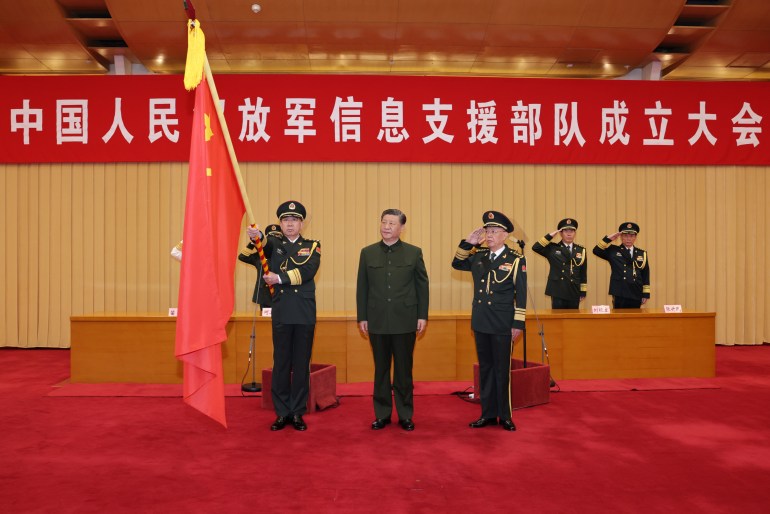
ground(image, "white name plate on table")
xmin=663 ymin=304 xmax=683 ymax=313
xmin=592 ymin=305 xmax=611 ymax=314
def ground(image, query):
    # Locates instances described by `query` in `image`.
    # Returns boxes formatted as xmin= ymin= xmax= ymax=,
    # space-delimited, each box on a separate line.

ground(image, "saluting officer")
xmin=452 ymin=211 xmax=527 ymax=432
xmin=593 ymin=222 xmax=650 ymax=309
xmin=248 ymin=201 xmax=321 ymax=432
xmin=239 ymin=223 xmax=282 ymax=309
xmin=532 ymin=218 xmax=587 ymax=309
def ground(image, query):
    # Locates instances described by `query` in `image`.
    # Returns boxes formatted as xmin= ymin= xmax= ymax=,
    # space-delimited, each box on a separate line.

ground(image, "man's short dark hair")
xmin=381 ymin=208 xmax=406 ymax=225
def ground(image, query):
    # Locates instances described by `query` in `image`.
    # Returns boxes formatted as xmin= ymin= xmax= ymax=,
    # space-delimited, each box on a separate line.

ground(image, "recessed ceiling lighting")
xmin=251 ymin=3 xmax=261 ymax=14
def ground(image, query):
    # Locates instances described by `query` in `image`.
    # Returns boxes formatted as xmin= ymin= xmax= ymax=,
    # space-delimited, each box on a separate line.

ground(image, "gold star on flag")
xmin=204 ymin=113 xmax=214 ymax=141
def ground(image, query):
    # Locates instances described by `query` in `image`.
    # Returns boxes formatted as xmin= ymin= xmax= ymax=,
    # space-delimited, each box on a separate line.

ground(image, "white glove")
xmin=170 ymin=240 xmax=183 ymax=262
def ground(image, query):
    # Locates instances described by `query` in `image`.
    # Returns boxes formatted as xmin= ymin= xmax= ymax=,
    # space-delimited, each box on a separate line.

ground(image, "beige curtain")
xmin=1 ymin=162 xmax=767 ymax=347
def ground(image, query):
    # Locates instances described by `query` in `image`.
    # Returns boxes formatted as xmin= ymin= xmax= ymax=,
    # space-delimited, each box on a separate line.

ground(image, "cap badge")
xmin=566 ymin=219 xmax=572 ymax=224
xmin=627 ymin=223 xmax=632 ymax=229
xmin=289 ymin=202 xmax=296 ymax=210
xmin=488 ymin=212 xmax=494 ymax=219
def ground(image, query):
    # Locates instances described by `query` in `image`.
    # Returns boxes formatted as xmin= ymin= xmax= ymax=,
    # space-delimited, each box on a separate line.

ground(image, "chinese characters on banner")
xmin=2 ymin=74 xmax=768 ymax=164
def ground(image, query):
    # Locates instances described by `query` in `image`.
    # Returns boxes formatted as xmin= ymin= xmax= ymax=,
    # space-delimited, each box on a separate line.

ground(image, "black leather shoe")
xmin=371 ymin=418 xmax=391 ymax=430
xmin=292 ymin=415 xmax=307 ymax=431
xmin=469 ymin=417 xmax=498 ymax=428
xmin=270 ymin=416 xmax=289 ymax=431
xmin=500 ymin=419 xmax=517 ymax=431
xmin=399 ymin=419 xmax=415 ymax=431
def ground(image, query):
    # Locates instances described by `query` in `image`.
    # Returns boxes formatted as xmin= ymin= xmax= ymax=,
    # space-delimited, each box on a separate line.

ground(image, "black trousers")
xmin=551 ymin=296 xmax=580 ymax=309
xmin=271 ymin=322 xmax=315 ymax=416
xmin=613 ymin=296 xmax=642 ymax=309
xmin=370 ymin=332 xmax=416 ymax=420
xmin=473 ymin=331 xmax=513 ymax=420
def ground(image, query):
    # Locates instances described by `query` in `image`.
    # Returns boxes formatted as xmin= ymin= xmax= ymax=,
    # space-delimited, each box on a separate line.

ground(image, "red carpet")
xmin=48 ymin=380 xmax=474 ymax=398
xmin=2 ymin=346 xmax=770 ymax=513
xmin=553 ymin=376 xmax=720 ymax=392
xmin=49 ymin=376 xmax=716 ymax=398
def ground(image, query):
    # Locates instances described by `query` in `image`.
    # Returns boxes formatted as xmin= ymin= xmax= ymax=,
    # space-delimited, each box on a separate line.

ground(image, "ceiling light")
xmin=251 ymin=3 xmax=261 ymax=14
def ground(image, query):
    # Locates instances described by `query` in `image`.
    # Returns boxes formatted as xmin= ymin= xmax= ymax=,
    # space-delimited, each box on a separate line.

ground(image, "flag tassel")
xmin=184 ymin=19 xmax=206 ymax=91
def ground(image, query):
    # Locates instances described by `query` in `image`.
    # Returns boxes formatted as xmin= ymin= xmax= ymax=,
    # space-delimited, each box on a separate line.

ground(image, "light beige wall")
xmin=1 ymin=162 xmax=768 ymax=347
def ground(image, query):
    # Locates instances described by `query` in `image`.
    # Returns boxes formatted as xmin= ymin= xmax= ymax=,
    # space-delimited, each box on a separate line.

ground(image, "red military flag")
xmin=175 ymin=20 xmax=246 ymax=426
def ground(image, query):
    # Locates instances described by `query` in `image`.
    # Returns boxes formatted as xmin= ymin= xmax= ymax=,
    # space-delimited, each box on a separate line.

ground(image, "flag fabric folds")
xmin=174 ymin=75 xmax=246 ymax=427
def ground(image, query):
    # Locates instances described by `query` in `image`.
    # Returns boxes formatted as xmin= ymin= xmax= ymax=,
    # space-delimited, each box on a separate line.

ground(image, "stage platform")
xmin=70 ymin=309 xmax=715 ymax=384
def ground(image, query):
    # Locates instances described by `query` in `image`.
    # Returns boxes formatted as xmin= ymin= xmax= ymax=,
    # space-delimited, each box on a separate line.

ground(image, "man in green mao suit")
xmin=357 ymin=209 xmax=429 ymax=431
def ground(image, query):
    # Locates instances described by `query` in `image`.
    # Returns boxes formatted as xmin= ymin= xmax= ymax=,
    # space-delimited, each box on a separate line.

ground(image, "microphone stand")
xmin=516 ymin=239 xmax=529 ymax=368
xmin=241 ymin=278 xmax=263 ymax=393
xmin=517 ymin=238 xmax=557 ymax=388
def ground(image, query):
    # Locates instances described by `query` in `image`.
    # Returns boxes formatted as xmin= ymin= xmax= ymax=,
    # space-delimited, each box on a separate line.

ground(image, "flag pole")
xmin=201 ymin=60 xmax=272 ymax=389
xmin=183 ymin=3 xmax=251 ymax=222
xmin=202 ymin=56 xmax=275 ymax=296
xmin=201 ymin=57 xmax=255 ymax=225
xmin=184 ymin=13 xmax=273 ymax=294
xmin=201 ymin=56 xmax=272 ymax=387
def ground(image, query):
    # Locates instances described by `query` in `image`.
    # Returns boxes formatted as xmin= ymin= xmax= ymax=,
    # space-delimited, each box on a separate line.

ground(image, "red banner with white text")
xmin=2 ymin=74 xmax=769 ymax=165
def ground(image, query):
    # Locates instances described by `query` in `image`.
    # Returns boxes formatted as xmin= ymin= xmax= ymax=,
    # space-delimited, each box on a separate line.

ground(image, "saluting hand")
xmin=608 ymin=231 xmax=621 ymax=241
xmin=466 ymin=227 xmax=485 ymax=245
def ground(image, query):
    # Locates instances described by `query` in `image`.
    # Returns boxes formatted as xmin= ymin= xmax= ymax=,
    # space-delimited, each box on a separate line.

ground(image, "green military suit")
xmin=356 ymin=240 xmax=429 ymax=421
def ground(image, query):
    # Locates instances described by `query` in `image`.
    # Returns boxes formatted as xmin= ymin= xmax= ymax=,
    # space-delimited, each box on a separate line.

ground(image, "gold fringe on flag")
xmin=184 ymin=19 xmax=206 ymax=91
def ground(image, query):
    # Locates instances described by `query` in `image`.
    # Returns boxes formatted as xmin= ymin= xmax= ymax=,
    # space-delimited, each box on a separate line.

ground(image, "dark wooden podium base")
xmin=473 ymin=359 xmax=551 ymax=409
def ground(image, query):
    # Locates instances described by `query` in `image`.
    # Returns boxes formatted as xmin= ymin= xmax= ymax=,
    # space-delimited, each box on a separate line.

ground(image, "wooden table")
xmin=70 ymin=309 xmax=715 ymax=383
xmin=512 ymin=309 xmax=715 ymax=379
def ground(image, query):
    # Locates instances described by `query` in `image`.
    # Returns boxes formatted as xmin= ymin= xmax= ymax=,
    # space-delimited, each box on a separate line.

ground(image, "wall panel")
xmin=0 ymin=162 xmax=768 ymax=347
